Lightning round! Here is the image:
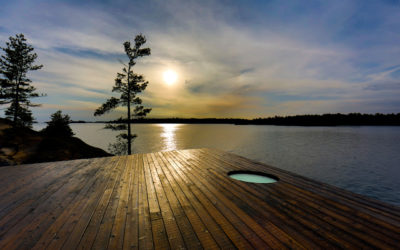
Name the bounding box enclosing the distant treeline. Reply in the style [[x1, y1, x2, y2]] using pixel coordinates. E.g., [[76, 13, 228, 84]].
[[75, 113, 400, 126], [248, 113, 400, 126]]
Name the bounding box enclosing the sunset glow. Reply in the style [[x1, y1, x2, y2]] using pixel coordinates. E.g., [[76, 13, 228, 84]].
[[0, 0, 399, 121]]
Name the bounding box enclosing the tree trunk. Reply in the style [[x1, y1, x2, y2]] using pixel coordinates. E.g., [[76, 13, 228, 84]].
[[127, 66, 132, 155], [13, 81, 19, 128]]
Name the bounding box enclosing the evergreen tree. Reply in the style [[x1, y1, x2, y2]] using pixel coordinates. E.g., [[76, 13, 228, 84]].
[[94, 34, 151, 155], [42, 110, 74, 137], [0, 34, 43, 128]]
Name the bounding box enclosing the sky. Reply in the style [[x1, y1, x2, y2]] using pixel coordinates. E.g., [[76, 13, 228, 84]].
[[0, 0, 400, 121]]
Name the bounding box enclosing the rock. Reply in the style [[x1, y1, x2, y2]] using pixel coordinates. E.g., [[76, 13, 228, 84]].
[[0, 118, 112, 166]]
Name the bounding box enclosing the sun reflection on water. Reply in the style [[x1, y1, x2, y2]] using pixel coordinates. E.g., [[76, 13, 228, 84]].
[[159, 124, 180, 151]]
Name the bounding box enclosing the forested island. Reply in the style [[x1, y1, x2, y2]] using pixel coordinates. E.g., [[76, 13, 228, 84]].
[[86, 113, 400, 126]]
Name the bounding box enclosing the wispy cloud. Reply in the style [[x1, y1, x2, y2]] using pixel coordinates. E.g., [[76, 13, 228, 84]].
[[0, 0, 399, 121]]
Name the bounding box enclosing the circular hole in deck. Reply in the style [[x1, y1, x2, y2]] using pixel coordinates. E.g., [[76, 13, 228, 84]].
[[228, 171, 278, 184]]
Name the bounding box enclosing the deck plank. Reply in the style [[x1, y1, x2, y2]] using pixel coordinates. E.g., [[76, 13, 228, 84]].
[[91, 156, 129, 249], [108, 155, 134, 249], [32, 157, 114, 249], [184, 150, 366, 248], [123, 155, 140, 249], [195, 149, 400, 248], [160, 152, 235, 249], [72, 156, 125, 249], [156, 152, 220, 249], [0, 149, 399, 249], [146, 153, 187, 249], [201, 149, 400, 242], [174, 150, 301, 249], [210, 148, 400, 219], [167, 151, 259, 249], [142, 153, 170, 250], [137, 154, 154, 250], [152, 152, 203, 249], [0, 159, 89, 220], [0, 159, 97, 249]]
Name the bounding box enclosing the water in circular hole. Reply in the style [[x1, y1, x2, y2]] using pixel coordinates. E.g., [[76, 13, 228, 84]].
[[229, 173, 277, 183]]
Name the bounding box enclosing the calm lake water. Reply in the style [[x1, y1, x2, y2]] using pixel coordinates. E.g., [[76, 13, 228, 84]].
[[34, 123, 400, 206]]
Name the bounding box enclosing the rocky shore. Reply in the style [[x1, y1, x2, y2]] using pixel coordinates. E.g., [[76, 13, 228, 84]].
[[0, 118, 112, 166]]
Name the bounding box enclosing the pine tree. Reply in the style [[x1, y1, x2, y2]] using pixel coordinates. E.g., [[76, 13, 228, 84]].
[[42, 110, 74, 137], [0, 34, 43, 128], [94, 34, 151, 155]]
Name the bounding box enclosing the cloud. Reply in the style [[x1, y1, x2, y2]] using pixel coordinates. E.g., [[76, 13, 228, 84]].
[[1, 0, 399, 121], [365, 82, 400, 91]]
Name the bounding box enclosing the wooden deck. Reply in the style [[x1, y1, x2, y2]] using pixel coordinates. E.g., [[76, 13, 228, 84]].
[[0, 148, 399, 249]]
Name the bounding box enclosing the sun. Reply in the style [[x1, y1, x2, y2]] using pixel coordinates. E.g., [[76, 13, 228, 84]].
[[163, 70, 177, 85]]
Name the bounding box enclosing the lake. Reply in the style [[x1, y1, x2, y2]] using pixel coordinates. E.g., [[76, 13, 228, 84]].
[[34, 123, 400, 206]]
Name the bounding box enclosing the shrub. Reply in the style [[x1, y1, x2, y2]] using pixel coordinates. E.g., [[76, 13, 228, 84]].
[[42, 110, 74, 137]]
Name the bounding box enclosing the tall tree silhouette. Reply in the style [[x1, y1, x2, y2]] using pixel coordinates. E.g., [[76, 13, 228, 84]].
[[94, 34, 151, 155], [0, 34, 43, 128]]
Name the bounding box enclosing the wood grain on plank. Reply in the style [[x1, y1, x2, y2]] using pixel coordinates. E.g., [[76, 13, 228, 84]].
[[0, 149, 399, 250]]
